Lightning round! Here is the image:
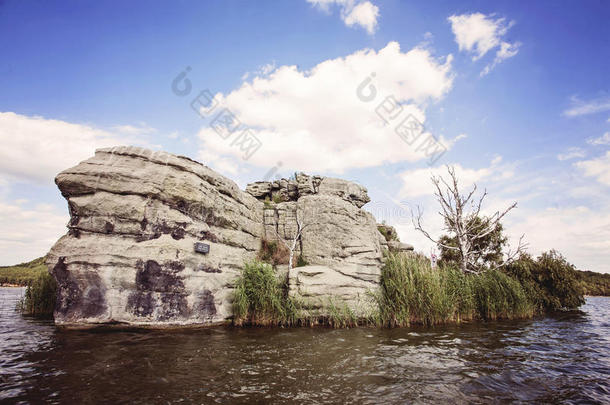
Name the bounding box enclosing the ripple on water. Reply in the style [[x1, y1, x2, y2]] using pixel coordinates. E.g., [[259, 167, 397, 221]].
[[0, 288, 609, 404]]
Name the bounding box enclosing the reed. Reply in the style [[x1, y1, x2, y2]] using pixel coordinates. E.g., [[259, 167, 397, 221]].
[[18, 271, 57, 318], [375, 252, 535, 326]]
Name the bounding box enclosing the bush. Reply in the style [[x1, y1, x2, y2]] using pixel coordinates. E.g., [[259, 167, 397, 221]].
[[233, 261, 298, 326], [18, 271, 57, 318], [504, 250, 585, 311], [256, 239, 290, 266], [377, 224, 399, 242]]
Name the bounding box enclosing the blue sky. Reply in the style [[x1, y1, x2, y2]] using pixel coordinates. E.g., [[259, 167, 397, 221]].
[[1, 0, 609, 272]]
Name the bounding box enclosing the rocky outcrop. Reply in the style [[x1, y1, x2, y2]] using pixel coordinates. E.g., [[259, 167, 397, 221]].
[[47, 146, 390, 327], [246, 173, 370, 208], [387, 241, 415, 253]]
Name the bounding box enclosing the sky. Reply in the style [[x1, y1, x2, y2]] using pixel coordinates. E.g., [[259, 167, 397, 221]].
[[0, 0, 609, 272]]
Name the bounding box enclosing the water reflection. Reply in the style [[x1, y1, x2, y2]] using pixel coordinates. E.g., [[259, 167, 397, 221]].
[[1, 287, 609, 404]]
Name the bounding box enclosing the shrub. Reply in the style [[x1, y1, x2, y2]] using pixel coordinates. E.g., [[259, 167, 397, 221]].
[[377, 224, 399, 242], [256, 239, 290, 266], [18, 271, 57, 318], [504, 251, 585, 311], [233, 261, 298, 326]]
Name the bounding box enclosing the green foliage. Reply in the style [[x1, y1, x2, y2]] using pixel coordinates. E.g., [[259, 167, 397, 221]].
[[18, 271, 57, 318], [233, 261, 299, 326], [256, 239, 290, 266], [235, 251, 585, 328], [326, 298, 358, 328], [0, 257, 47, 286], [576, 270, 610, 296], [504, 250, 585, 311], [272, 193, 282, 203], [471, 270, 533, 320], [438, 216, 507, 272], [263, 196, 273, 209], [377, 224, 399, 242], [296, 254, 309, 267], [375, 252, 535, 326]]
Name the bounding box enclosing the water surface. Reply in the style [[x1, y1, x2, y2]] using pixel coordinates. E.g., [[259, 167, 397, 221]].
[[1, 287, 609, 404]]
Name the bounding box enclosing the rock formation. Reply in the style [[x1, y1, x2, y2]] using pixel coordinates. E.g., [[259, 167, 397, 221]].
[[47, 146, 396, 327]]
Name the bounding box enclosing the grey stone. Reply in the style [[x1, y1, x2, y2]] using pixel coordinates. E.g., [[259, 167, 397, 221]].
[[46, 146, 415, 327]]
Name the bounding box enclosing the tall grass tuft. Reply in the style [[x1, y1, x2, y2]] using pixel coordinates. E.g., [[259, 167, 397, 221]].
[[233, 260, 298, 326], [18, 271, 57, 318], [375, 252, 535, 327]]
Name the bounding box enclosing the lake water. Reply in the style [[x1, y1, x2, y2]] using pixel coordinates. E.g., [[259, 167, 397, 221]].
[[1, 287, 609, 404]]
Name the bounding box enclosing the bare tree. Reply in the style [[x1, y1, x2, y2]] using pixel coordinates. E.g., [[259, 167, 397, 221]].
[[412, 166, 526, 274], [275, 207, 313, 271]]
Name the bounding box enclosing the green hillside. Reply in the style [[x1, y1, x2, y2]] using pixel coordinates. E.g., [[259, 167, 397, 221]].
[[0, 257, 48, 286]]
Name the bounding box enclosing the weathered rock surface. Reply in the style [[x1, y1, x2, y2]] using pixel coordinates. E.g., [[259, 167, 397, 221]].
[[48, 146, 263, 326], [245, 173, 370, 208], [387, 241, 415, 253], [47, 146, 392, 327]]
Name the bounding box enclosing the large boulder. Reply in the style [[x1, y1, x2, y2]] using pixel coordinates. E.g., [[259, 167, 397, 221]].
[[47, 146, 263, 326], [46, 146, 391, 327]]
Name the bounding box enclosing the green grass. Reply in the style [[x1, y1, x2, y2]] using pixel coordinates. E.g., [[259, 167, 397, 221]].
[[0, 257, 47, 286], [233, 260, 299, 326], [18, 271, 57, 318], [374, 252, 535, 327]]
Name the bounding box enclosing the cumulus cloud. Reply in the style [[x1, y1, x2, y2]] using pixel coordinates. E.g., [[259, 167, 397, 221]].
[[563, 95, 610, 117], [448, 12, 520, 75], [557, 147, 586, 161], [575, 151, 610, 186], [587, 132, 610, 146], [0, 112, 152, 184], [0, 197, 68, 265], [398, 163, 494, 198], [308, 0, 379, 34], [197, 41, 455, 174]]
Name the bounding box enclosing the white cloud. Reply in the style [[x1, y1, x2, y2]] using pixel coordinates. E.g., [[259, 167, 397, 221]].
[[112, 123, 156, 135], [575, 151, 610, 186], [308, 0, 379, 34], [587, 132, 610, 146], [343, 1, 379, 34], [509, 206, 610, 273], [197, 41, 455, 174], [557, 147, 586, 161], [0, 197, 67, 265], [563, 96, 610, 117], [448, 12, 519, 75], [0, 112, 151, 184], [397, 163, 493, 198], [481, 41, 521, 76]]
